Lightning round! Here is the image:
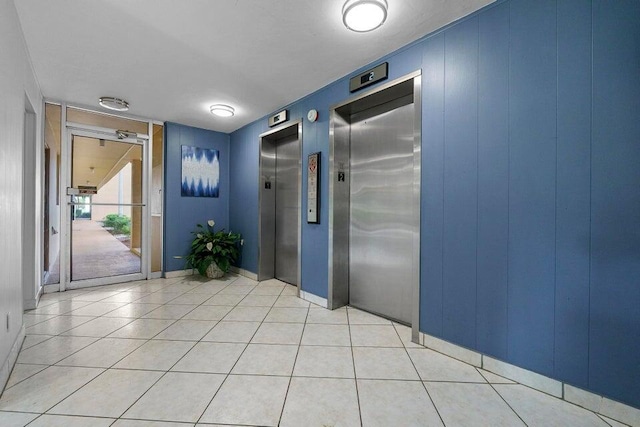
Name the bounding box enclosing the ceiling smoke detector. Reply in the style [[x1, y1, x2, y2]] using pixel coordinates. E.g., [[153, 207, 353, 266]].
[[342, 0, 388, 32], [99, 97, 129, 111]]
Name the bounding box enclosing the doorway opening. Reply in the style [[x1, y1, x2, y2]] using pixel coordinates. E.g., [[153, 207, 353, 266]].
[[258, 121, 302, 289], [329, 72, 421, 340]]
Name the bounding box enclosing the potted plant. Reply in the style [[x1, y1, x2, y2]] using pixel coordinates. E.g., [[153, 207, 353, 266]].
[[185, 220, 242, 278]]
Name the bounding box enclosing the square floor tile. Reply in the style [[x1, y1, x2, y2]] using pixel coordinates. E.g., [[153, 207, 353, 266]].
[[407, 348, 486, 382], [264, 307, 308, 323], [280, 377, 360, 427], [223, 306, 269, 322], [353, 347, 419, 380], [112, 420, 190, 427], [33, 300, 93, 315], [358, 379, 443, 427], [306, 307, 348, 324], [301, 324, 351, 346], [0, 366, 103, 413], [232, 344, 298, 376], [293, 345, 354, 378], [49, 369, 162, 418], [347, 307, 392, 324], [0, 411, 39, 427], [21, 334, 53, 350], [68, 302, 127, 317], [251, 322, 304, 345], [187, 283, 227, 294], [237, 295, 278, 307], [70, 291, 120, 302], [203, 294, 244, 306], [217, 285, 255, 295], [273, 295, 310, 308], [477, 369, 516, 384], [5, 363, 47, 389], [166, 293, 212, 305], [249, 286, 285, 296], [114, 340, 195, 371], [201, 321, 261, 343], [495, 384, 609, 427], [23, 314, 57, 328], [200, 375, 289, 426], [350, 324, 403, 347], [135, 292, 184, 305], [124, 372, 225, 423], [182, 305, 232, 321], [26, 316, 95, 335], [172, 342, 246, 374], [153, 320, 217, 341], [142, 305, 197, 320], [108, 318, 175, 339], [56, 338, 147, 368], [100, 292, 149, 304], [103, 303, 162, 318], [18, 336, 98, 365], [425, 382, 524, 426], [28, 414, 115, 427], [61, 317, 133, 337]]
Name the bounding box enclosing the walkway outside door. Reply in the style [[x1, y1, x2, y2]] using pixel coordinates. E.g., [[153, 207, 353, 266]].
[[65, 125, 148, 289]]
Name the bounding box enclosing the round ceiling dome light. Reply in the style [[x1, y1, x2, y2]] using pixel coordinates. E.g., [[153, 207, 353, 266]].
[[210, 104, 235, 117], [98, 97, 129, 111], [342, 0, 388, 32]]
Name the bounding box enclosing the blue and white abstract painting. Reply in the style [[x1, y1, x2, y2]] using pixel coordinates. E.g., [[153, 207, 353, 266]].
[[181, 146, 220, 197]]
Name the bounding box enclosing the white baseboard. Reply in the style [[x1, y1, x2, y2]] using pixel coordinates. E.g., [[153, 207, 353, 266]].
[[300, 290, 328, 308], [164, 269, 195, 279], [419, 332, 640, 426], [230, 267, 258, 281], [0, 324, 25, 394], [43, 283, 60, 293]]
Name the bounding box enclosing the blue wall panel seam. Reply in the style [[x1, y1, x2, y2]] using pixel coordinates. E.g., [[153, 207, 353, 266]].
[[587, 0, 594, 389], [553, 0, 559, 380], [505, 0, 511, 361], [474, 16, 480, 350], [441, 31, 447, 336]]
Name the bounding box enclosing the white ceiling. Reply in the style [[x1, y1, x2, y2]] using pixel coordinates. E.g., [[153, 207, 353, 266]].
[[15, 0, 493, 133]]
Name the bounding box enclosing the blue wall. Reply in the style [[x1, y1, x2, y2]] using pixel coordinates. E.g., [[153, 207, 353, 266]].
[[164, 122, 230, 272], [228, 0, 640, 408]]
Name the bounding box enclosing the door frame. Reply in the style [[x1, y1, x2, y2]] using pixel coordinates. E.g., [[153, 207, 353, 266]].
[[328, 70, 422, 343], [61, 122, 149, 290], [257, 120, 303, 294]]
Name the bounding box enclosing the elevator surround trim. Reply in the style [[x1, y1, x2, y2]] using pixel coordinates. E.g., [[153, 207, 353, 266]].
[[258, 120, 303, 295], [328, 70, 422, 343]]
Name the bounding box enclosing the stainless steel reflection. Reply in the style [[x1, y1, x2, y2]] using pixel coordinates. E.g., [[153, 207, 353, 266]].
[[258, 121, 301, 287], [275, 133, 300, 285], [349, 101, 414, 324], [329, 71, 421, 336]]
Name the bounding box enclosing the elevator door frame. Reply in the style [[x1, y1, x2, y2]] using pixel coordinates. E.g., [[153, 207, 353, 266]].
[[328, 71, 422, 343], [258, 120, 302, 294]]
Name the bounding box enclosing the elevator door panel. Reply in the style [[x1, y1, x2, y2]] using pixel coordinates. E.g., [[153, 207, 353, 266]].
[[275, 134, 299, 285], [349, 102, 414, 324]]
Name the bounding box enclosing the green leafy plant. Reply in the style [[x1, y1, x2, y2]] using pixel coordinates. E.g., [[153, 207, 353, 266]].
[[103, 213, 131, 235], [185, 220, 242, 276]]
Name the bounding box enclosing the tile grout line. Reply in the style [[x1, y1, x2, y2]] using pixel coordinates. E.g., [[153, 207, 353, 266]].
[[393, 322, 447, 426], [346, 307, 365, 427], [276, 293, 311, 426]]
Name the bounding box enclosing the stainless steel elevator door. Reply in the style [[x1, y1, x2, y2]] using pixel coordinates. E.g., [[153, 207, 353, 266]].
[[275, 134, 300, 285], [349, 102, 414, 324]]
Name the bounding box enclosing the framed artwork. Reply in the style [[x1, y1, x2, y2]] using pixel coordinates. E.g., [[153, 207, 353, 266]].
[[181, 146, 220, 197]]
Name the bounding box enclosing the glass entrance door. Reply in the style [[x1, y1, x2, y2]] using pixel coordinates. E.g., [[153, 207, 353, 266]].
[[66, 130, 147, 288]]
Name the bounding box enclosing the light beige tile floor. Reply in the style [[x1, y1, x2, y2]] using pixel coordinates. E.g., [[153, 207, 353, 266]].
[[0, 275, 632, 426]]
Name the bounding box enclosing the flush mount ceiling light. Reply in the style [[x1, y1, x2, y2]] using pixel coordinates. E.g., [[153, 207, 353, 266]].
[[342, 0, 388, 32], [98, 97, 129, 111], [210, 104, 235, 117]]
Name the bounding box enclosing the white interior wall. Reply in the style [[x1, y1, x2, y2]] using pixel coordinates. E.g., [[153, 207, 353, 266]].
[[0, 0, 43, 389]]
